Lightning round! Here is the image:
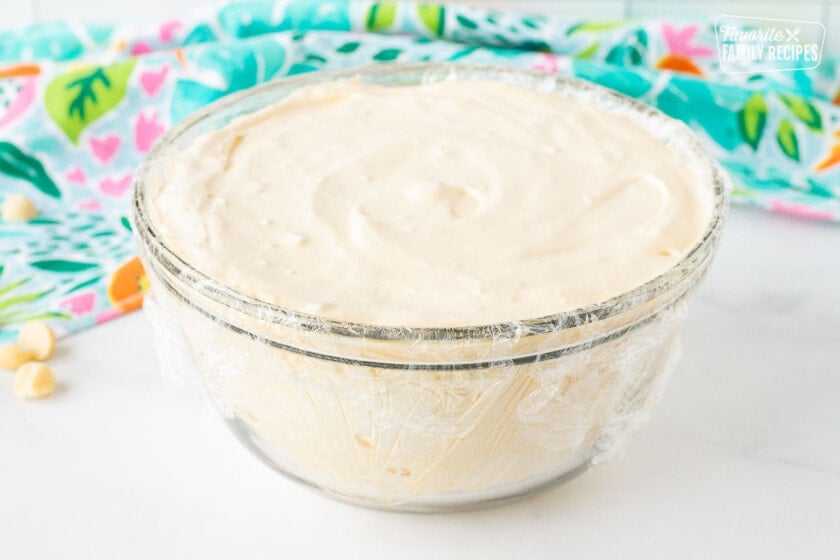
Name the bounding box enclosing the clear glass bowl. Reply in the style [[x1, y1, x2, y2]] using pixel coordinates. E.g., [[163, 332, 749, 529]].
[[132, 63, 728, 512]]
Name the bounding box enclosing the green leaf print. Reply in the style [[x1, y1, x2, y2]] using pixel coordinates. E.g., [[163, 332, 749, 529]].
[[67, 275, 104, 293], [738, 93, 768, 150], [44, 59, 137, 144], [455, 14, 478, 30], [0, 276, 29, 299], [521, 16, 544, 30], [778, 94, 823, 132], [0, 287, 53, 312], [365, 2, 397, 31], [776, 119, 800, 161], [449, 46, 477, 61], [0, 310, 71, 328], [417, 3, 445, 36], [29, 259, 100, 273], [0, 268, 70, 329], [606, 44, 643, 66], [305, 53, 327, 64], [566, 21, 625, 36], [336, 41, 361, 53], [604, 28, 647, 66], [575, 41, 600, 59], [372, 48, 402, 61], [0, 142, 61, 199]]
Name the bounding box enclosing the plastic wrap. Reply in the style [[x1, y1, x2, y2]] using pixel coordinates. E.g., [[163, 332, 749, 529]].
[[132, 64, 728, 511]]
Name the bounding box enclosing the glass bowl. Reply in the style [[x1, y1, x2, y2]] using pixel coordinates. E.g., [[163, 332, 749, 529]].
[[131, 63, 728, 512]]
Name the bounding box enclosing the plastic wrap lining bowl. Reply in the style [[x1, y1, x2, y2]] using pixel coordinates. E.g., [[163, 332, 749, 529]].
[[131, 63, 729, 512]]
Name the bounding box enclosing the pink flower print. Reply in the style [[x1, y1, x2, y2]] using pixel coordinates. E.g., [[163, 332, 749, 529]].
[[99, 174, 132, 197], [0, 77, 36, 128], [89, 134, 121, 164], [130, 41, 152, 56], [134, 112, 165, 153], [66, 167, 86, 183], [96, 308, 123, 325], [770, 200, 836, 221], [533, 53, 565, 74], [159, 20, 183, 43], [61, 292, 96, 316], [78, 199, 102, 211], [662, 23, 714, 57], [139, 66, 169, 97]]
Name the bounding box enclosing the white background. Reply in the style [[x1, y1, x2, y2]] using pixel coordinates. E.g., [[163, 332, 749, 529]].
[[1, 1, 840, 559]]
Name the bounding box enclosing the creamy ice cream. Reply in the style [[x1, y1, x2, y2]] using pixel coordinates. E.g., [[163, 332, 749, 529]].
[[149, 80, 711, 326], [136, 69, 724, 510]]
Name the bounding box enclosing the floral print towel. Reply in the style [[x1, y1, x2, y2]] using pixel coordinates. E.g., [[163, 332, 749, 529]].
[[1, 0, 838, 341]]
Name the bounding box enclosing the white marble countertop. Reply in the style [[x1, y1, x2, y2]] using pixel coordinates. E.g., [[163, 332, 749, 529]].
[[0, 205, 838, 558]]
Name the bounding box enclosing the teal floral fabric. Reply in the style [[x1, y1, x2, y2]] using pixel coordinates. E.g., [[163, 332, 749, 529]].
[[1, 0, 839, 341]]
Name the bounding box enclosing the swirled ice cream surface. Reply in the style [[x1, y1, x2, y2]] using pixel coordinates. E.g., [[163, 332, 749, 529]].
[[149, 79, 711, 326]]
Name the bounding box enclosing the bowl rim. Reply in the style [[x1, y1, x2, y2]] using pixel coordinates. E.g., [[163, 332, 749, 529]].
[[131, 62, 729, 343]]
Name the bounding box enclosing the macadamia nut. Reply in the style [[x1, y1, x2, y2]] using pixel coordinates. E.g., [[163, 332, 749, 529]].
[[2, 194, 38, 222], [13, 362, 56, 399], [17, 321, 56, 360], [0, 343, 34, 371]]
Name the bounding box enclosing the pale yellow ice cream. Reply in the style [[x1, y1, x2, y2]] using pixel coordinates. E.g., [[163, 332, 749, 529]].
[[149, 80, 711, 327]]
